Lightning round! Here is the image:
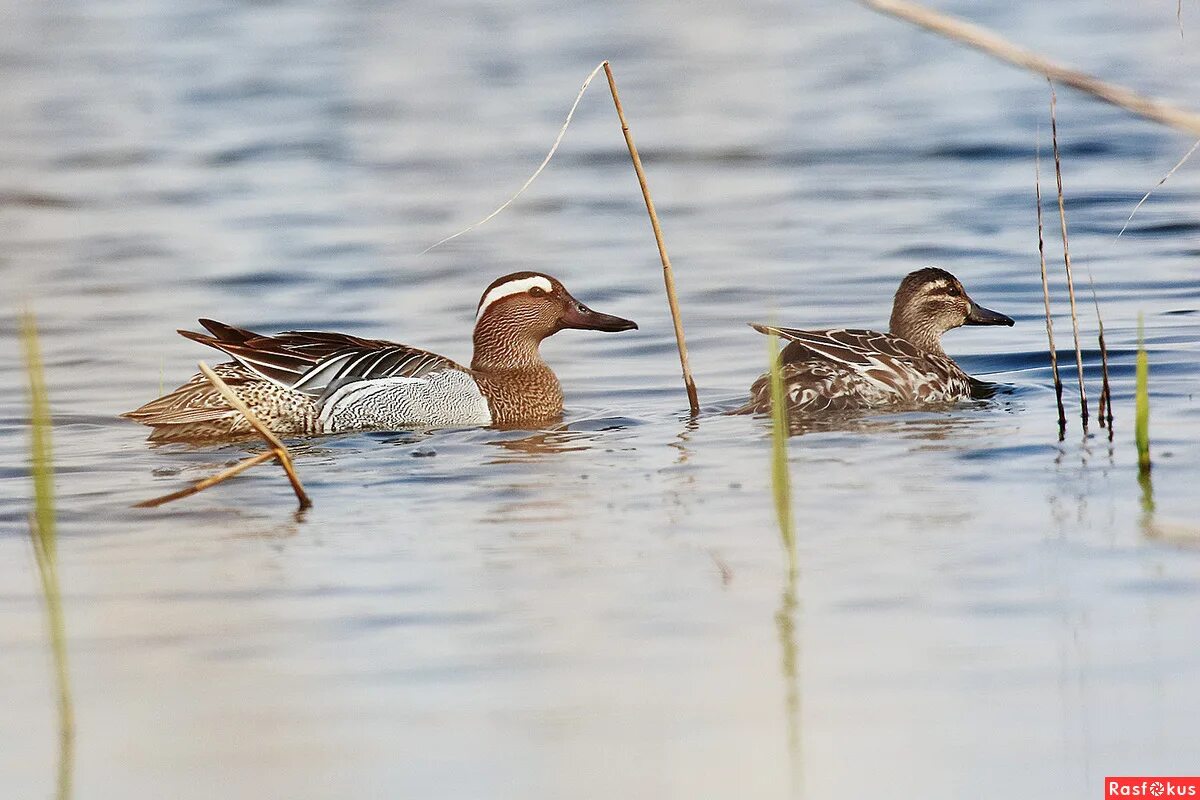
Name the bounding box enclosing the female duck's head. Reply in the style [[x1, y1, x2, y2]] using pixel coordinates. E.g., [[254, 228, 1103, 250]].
[[472, 271, 637, 367], [888, 267, 1013, 353]]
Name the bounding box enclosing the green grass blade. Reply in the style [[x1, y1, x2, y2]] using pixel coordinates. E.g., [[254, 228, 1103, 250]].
[[766, 330, 803, 796], [1135, 312, 1151, 476], [21, 309, 74, 800], [23, 310, 55, 561], [767, 331, 797, 578]]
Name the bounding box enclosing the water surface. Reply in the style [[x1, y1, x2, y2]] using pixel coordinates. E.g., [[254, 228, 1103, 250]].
[[2, 1, 1200, 797]]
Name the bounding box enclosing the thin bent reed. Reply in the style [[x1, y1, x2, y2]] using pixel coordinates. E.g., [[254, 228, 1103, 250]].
[[420, 62, 607, 254], [1049, 84, 1089, 431], [1116, 138, 1200, 240], [1034, 137, 1066, 437]]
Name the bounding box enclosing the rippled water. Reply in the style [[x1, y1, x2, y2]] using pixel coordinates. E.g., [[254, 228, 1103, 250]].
[[3, 1, 1200, 797]]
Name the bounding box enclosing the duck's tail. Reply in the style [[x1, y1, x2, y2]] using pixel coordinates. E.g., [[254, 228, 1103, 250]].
[[121, 363, 259, 441]]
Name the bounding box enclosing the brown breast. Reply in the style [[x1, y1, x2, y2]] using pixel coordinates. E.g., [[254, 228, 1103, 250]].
[[473, 365, 564, 426]]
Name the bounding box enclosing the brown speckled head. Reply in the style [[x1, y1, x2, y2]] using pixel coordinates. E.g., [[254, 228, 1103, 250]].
[[888, 267, 1013, 354], [471, 271, 637, 369], [470, 272, 637, 424]]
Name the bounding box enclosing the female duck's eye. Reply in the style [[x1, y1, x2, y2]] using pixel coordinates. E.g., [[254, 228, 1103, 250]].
[[529, 286, 546, 297], [945, 286, 961, 297]]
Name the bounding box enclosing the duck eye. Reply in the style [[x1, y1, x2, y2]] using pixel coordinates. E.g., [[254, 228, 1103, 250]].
[[528, 286, 547, 298], [945, 286, 961, 297]]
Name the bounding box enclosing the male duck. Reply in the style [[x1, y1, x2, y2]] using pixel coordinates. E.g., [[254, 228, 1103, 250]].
[[125, 272, 637, 441], [742, 267, 1013, 415]]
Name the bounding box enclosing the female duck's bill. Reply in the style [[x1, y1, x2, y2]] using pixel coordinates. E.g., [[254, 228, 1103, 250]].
[[123, 271, 637, 441], [963, 301, 1013, 326], [741, 266, 1014, 417]]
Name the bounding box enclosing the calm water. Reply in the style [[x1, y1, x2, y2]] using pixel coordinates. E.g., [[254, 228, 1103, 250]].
[[2, 1, 1200, 797]]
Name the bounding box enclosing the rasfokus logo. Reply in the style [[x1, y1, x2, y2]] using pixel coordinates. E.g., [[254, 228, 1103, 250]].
[[1106, 777, 1200, 798]]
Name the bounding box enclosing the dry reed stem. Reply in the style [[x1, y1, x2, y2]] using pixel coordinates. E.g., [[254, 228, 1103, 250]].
[[1049, 86, 1089, 431], [134, 451, 277, 508], [1034, 141, 1066, 437], [136, 362, 312, 510], [1086, 245, 1114, 433], [197, 363, 285, 450], [603, 61, 700, 415], [859, 0, 1200, 136], [197, 362, 311, 508], [1083, 245, 1113, 434]]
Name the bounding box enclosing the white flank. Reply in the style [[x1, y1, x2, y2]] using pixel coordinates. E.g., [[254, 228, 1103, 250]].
[[318, 376, 426, 429], [318, 373, 492, 432], [476, 276, 553, 321]]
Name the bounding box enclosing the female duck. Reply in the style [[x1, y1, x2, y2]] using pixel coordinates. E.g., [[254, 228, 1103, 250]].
[[125, 272, 637, 440], [742, 267, 1013, 415]]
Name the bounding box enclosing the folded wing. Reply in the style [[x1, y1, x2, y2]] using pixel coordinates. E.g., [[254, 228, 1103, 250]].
[[180, 319, 468, 403], [749, 323, 925, 364]]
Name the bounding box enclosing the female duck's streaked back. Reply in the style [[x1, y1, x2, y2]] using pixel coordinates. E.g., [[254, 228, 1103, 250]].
[[741, 267, 1014, 415]]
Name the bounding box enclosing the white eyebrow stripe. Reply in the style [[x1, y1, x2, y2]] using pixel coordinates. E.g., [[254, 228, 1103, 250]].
[[476, 276, 553, 321]]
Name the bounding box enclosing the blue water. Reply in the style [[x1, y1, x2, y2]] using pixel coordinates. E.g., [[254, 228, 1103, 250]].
[[2, 0, 1199, 797]]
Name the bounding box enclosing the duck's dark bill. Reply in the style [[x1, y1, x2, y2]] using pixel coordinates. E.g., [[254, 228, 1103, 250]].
[[965, 301, 1015, 327], [561, 304, 638, 332]]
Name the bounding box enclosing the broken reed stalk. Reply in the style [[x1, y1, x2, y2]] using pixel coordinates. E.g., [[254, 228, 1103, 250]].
[[1084, 251, 1113, 435], [1102, 338, 1114, 429], [858, 0, 1200, 137], [1049, 86, 1089, 431], [134, 451, 277, 508], [1097, 328, 1114, 434], [1034, 141, 1067, 437], [1135, 313, 1151, 475], [767, 331, 797, 579], [135, 361, 312, 510], [603, 61, 701, 416], [20, 310, 74, 800]]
